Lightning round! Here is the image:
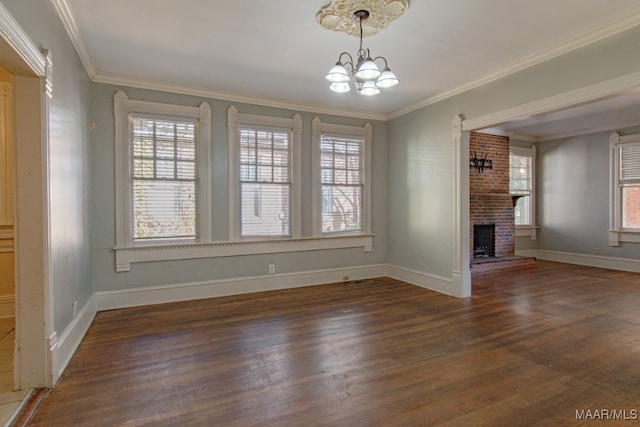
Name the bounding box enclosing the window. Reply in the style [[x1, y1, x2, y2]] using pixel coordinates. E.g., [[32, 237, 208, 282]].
[[228, 107, 301, 240], [321, 134, 363, 233], [610, 132, 640, 245], [509, 146, 536, 237], [239, 127, 291, 237], [312, 118, 371, 236], [131, 116, 197, 240], [114, 91, 211, 248]]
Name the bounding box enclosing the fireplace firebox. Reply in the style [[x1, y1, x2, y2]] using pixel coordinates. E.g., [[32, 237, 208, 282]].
[[473, 224, 495, 258]]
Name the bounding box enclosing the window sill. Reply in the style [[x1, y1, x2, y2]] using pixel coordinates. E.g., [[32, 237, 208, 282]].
[[609, 230, 640, 246], [114, 234, 374, 272], [515, 225, 538, 239]]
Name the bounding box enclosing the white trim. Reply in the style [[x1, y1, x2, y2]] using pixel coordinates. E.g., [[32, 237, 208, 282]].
[[527, 249, 640, 273], [510, 145, 537, 233], [537, 119, 640, 143], [95, 72, 388, 121], [311, 118, 372, 237], [451, 116, 471, 298], [387, 264, 453, 296], [0, 3, 46, 77], [227, 107, 302, 240], [609, 131, 640, 246], [462, 70, 640, 132], [113, 91, 212, 249], [49, 0, 97, 78], [515, 226, 538, 239], [52, 0, 640, 123], [50, 295, 97, 385], [114, 234, 374, 272], [96, 264, 387, 311], [388, 11, 640, 120], [0, 294, 14, 319]]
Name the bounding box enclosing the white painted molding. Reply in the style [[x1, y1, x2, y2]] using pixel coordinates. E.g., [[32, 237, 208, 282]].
[[49, 0, 96, 78], [388, 11, 640, 120], [45, 0, 640, 122], [114, 234, 374, 272], [0, 294, 14, 319], [387, 264, 453, 296], [531, 249, 640, 273], [227, 106, 240, 241], [95, 72, 388, 122], [311, 118, 372, 237], [608, 131, 640, 246], [462, 70, 640, 132], [50, 295, 97, 385], [227, 108, 303, 240], [451, 115, 471, 298], [0, 2, 46, 76], [96, 264, 388, 311], [43, 49, 53, 98], [113, 92, 213, 250], [536, 119, 640, 143]]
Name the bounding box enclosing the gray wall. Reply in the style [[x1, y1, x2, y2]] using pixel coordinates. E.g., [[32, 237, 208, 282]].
[[536, 127, 640, 259], [387, 25, 640, 280], [3, 0, 93, 333], [89, 83, 388, 292]]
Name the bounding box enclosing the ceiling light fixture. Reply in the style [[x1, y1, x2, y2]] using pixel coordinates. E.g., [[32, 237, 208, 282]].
[[325, 10, 399, 96]]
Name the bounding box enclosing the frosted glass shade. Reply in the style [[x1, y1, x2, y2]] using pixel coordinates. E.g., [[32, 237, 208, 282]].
[[326, 63, 350, 83], [329, 82, 351, 93]]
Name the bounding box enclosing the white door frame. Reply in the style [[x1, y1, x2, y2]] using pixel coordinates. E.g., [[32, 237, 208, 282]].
[[0, 3, 53, 389]]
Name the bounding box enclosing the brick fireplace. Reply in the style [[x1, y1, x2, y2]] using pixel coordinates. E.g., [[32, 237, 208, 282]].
[[470, 132, 514, 257], [469, 132, 533, 273]]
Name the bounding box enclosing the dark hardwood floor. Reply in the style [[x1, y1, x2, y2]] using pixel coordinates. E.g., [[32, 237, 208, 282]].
[[28, 261, 640, 426]]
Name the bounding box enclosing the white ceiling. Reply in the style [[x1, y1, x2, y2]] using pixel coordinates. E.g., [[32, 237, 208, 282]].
[[62, 0, 640, 122]]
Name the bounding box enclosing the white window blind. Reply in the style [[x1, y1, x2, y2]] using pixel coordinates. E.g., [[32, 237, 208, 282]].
[[620, 143, 640, 183], [321, 133, 363, 233], [510, 151, 532, 226], [131, 116, 197, 241], [240, 127, 291, 237], [620, 142, 640, 228]]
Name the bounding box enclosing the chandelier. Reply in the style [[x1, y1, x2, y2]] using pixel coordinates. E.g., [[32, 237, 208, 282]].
[[325, 10, 399, 96]]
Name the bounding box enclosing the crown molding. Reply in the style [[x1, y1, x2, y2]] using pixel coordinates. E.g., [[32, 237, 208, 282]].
[[388, 10, 640, 120], [0, 2, 46, 76], [93, 72, 388, 121], [462, 70, 640, 132], [536, 119, 640, 142], [51, 1, 640, 122], [49, 0, 96, 78]]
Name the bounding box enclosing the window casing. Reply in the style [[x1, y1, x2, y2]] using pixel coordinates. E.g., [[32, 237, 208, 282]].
[[114, 92, 211, 248], [228, 107, 301, 240], [312, 118, 371, 237], [509, 146, 536, 238], [610, 132, 640, 245]]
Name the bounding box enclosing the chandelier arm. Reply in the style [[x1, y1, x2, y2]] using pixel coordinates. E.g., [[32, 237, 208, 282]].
[[337, 51, 355, 75], [372, 56, 390, 68]]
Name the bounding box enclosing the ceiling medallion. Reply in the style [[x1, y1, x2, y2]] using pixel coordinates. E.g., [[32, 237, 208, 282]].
[[316, 0, 410, 37]]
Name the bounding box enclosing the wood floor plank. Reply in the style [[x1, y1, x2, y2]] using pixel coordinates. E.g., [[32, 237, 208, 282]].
[[27, 261, 640, 426]]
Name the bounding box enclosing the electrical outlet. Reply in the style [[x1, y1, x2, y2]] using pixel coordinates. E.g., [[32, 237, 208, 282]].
[[268, 264, 275, 274], [72, 301, 78, 317], [592, 247, 599, 255], [343, 276, 349, 282]]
